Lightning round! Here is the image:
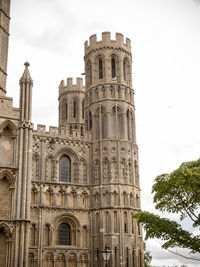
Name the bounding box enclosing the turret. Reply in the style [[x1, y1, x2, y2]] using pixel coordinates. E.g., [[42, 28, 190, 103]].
[[84, 33, 143, 267], [0, 0, 11, 95], [84, 32, 135, 143], [58, 77, 85, 132], [84, 32, 132, 89]]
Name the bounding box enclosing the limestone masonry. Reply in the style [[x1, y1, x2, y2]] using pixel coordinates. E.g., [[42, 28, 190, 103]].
[[0, 0, 144, 266]]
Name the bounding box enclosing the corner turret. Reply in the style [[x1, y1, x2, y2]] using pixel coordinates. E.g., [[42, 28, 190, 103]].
[[58, 77, 85, 131]]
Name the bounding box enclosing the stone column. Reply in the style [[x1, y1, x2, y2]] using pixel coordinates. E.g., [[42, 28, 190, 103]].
[[14, 62, 33, 267]]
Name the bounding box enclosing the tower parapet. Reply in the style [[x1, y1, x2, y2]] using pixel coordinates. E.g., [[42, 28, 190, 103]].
[[59, 77, 85, 95], [84, 32, 131, 55], [84, 32, 132, 90]]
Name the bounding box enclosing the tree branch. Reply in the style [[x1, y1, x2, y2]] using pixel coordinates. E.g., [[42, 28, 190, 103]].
[[164, 247, 200, 262]]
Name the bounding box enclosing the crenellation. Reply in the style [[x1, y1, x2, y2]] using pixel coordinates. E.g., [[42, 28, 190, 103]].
[[49, 126, 58, 135], [115, 32, 124, 45], [85, 32, 131, 56], [37, 124, 46, 132]]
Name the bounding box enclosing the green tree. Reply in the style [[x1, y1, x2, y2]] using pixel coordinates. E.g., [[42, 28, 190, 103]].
[[144, 242, 152, 267], [134, 159, 200, 259]]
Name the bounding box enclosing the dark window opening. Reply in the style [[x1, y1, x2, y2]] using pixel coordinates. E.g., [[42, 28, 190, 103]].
[[99, 58, 103, 79], [59, 155, 71, 182], [123, 60, 127, 81], [58, 223, 71, 245], [111, 58, 116, 78], [73, 101, 77, 118], [82, 101, 84, 119], [66, 103, 68, 120], [89, 111, 92, 130]]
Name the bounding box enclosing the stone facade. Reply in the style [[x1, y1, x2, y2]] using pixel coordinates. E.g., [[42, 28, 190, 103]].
[[0, 0, 144, 266]]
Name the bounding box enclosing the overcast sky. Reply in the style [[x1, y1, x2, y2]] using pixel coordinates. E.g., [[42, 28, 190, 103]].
[[6, 0, 200, 265]]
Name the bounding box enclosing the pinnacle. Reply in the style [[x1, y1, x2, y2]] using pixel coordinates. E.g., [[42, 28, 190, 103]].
[[20, 61, 32, 82], [24, 61, 30, 67]]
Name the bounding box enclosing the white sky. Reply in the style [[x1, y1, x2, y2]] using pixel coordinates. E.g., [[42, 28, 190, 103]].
[[6, 0, 200, 266]]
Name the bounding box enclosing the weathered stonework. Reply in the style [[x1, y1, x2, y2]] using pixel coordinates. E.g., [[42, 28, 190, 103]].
[[0, 0, 144, 266]]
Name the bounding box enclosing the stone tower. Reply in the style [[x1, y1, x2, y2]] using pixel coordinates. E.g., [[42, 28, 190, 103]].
[[84, 32, 143, 266], [0, 0, 10, 95], [58, 77, 85, 135]]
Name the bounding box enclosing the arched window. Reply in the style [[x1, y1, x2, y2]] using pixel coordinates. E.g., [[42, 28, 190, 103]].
[[62, 100, 65, 122], [0, 176, 11, 218], [114, 211, 117, 233], [89, 63, 92, 85], [44, 224, 51, 246], [99, 58, 103, 79], [111, 57, 116, 78], [31, 188, 37, 204], [30, 224, 37, 246], [105, 212, 109, 233], [69, 125, 72, 134], [127, 109, 132, 140], [58, 223, 71, 245], [0, 228, 7, 266], [89, 111, 92, 130], [82, 226, 88, 248], [59, 155, 71, 182], [73, 101, 77, 118], [131, 213, 134, 234], [123, 60, 127, 81], [113, 191, 118, 206], [137, 223, 141, 236], [82, 101, 84, 119], [86, 61, 92, 86], [95, 213, 100, 233], [66, 102, 68, 120], [124, 212, 128, 233], [81, 126, 84, 136]]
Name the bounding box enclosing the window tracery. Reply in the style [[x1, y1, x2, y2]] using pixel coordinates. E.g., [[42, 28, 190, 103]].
[[58, 223, 71, 245], [59, 155, 71, 182]]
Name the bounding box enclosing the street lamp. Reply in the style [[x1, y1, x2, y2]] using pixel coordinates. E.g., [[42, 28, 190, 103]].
[[101, 244, 112, 267]]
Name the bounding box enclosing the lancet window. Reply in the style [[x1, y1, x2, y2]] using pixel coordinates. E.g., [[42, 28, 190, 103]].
[[99, 58, 103, 79], [111, 57, 116, 78], [59, 155, 71, 182]]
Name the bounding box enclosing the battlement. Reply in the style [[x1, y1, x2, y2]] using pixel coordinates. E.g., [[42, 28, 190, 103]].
[[59, 77, 85, 94], [34, 124, 92, 141], [84, 32, 131, 54]]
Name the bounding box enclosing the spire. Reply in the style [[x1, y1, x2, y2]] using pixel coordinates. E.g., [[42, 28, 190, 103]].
[[20, 62, 33, 83], [19, 61, 33, 122]]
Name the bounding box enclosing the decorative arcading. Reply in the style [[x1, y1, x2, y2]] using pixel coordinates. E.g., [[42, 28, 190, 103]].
[[85, 83, 135, 107], [84, 32, 131, 56]]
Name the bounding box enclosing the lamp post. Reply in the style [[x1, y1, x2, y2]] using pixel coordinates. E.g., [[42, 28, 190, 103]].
[[101, 244, 112, 267]]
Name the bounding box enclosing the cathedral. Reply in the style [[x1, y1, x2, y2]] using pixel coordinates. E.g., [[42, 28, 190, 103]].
[[0, 0, 144, 266]]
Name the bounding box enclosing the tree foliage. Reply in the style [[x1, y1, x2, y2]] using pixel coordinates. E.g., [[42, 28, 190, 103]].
[[134, 158, 200, 255], [144, 242, 152, 267]]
